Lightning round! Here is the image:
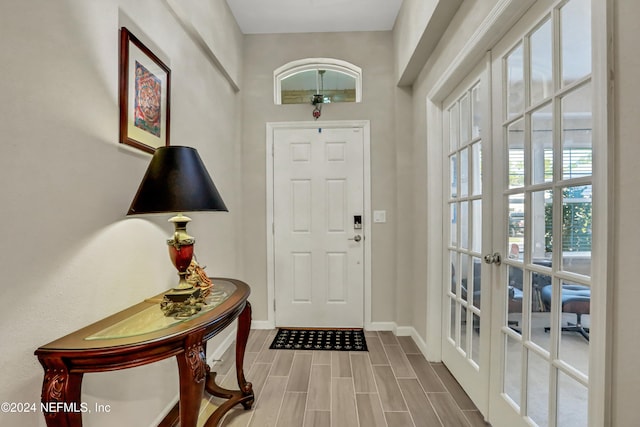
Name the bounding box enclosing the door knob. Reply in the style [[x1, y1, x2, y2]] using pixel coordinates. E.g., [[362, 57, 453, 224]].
[[348, 235, 362, 242], [484, 252, 501, 266]]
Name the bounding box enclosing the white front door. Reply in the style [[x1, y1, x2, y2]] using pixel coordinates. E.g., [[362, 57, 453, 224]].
[[272, 126, 365, 327]]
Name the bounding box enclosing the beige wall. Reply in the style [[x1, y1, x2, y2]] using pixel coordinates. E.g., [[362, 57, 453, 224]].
[[393, 0, 439, 81], [240, 31, 406, 325], [612, 1, 640, 424], [0, 0, 242, 425]]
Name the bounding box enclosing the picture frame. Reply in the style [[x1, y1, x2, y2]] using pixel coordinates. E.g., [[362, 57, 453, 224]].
[[119, 27, 171, 154]]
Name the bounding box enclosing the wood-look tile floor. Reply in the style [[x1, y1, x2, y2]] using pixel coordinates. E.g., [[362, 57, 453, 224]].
[[198, 329, 491, 427]]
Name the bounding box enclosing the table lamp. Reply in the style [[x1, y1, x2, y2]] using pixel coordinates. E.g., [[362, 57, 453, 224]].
[[127, 146, 227, 315]]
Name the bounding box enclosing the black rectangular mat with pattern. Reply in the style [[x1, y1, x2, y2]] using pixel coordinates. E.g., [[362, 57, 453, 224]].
[[269, 328, 368, 351]]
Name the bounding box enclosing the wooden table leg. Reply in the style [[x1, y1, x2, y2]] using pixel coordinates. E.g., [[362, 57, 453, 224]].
[[38, 357, 83, 427], [176, 334, 207, 427], [235, 301, 254, 409], [202, 301, 255, 427]]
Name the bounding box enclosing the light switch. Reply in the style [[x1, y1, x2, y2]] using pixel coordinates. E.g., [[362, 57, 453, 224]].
[[373, 210, 386, 223]]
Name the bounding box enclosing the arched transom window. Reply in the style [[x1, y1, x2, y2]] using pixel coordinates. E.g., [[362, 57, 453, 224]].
[[274, 58, 362, 105]]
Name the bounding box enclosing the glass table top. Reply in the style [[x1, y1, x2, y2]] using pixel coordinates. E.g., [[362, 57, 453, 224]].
[[86, 284, 232, 341]]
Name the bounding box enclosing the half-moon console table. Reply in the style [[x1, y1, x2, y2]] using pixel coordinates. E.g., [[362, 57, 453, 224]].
[[34, 278, 254, 427]]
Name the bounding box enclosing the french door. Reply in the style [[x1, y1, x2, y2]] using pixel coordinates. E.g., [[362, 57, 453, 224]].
[[442, 57, 492, 414], [443, 1, 595, 426], [489, 0, 593, 426]]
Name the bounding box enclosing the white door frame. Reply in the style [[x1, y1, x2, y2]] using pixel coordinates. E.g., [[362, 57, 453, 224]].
[[266, 120, 372, 329]]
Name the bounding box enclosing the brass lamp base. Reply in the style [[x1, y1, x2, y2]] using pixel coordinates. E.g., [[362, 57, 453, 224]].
[[164, 286, 201, 303], [161, 287, 206, 318]]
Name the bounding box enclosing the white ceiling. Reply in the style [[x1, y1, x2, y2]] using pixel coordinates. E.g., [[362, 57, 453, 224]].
[[225, 0, 403, 34]]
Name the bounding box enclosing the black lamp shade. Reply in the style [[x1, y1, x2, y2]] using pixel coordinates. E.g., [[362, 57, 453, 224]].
[[127, 146, 228, 215]]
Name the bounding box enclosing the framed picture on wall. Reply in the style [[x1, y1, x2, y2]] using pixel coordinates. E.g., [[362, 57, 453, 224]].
[[119, 27, 171, 154]]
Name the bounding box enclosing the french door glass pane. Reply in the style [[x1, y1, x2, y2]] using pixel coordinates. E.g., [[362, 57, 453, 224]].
[[472, 142, 482, 196], [450, 203, 458, 246], [561, 185, 592, 275], [450, 154, 458, 197], [450, 251, 458, 296], [460, 148, 469, 197], [460, 311, 468, 355], [450, 104, 459, 151], [559, 281, 590, 376], [472, 313, 481, 366], [561, 0, 592, 87], [472, 84, 481, 138], [461, 201, 469, 250], [507, 43, 525, 119], [531, 272, 552, 352], [562, 83, 592, 180], [530, 18, 553, 105], [557, 371, 588, 427], [531, 189, 553, 259], [532, 103, 554, 185], [508, 119, 525, 188], [472, 200, 482, 253], [527, 351, 550, 427], [471, 256, 482, 309], [460, 93, 471, 143], [508, 194, 525, 256], [508, 266, 524, 331], [504, 334, 522, 407], [460, 254, 470, 355], [461, 253, 470, 300]]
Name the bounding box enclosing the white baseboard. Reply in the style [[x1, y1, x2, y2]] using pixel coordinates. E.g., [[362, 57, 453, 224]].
[[366, 322, 433, 362], [406, 328, 431, 360], [251, 320, 274, 330], [207, 326, 237, 364], [366, 321, 396, 331]]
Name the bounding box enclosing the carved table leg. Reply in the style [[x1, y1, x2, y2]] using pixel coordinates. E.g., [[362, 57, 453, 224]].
[[203, 301, 255, 427], [176, 334, 207, 427], [235, 301, 254, 409], [38, 357, 84, 427]]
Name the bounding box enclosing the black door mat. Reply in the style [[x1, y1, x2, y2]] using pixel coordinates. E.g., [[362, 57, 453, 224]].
[[269, 328, 368, 351]]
